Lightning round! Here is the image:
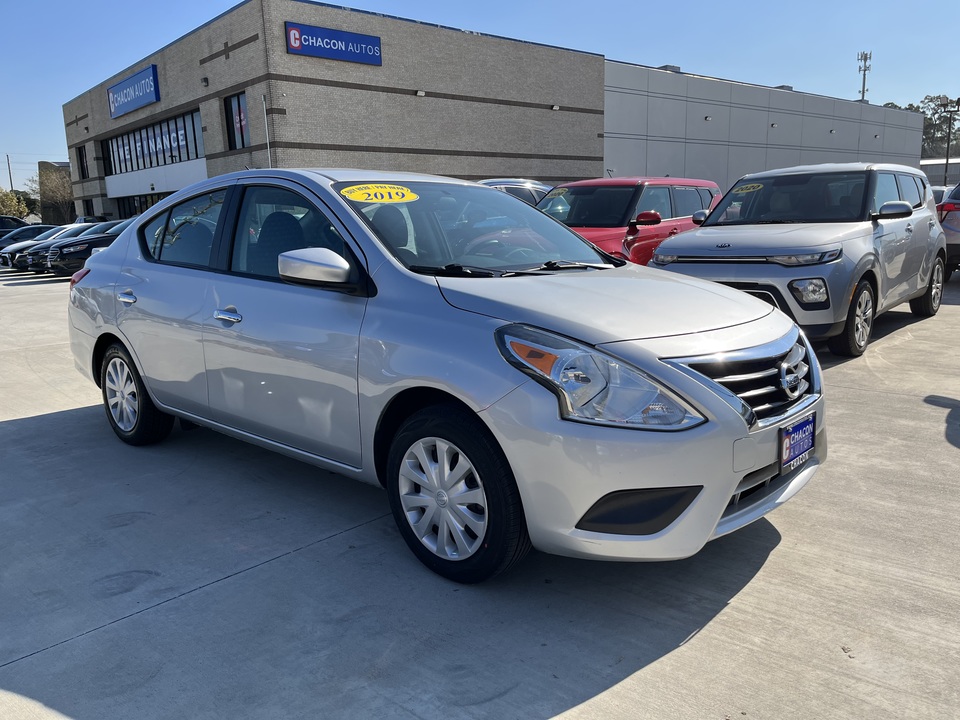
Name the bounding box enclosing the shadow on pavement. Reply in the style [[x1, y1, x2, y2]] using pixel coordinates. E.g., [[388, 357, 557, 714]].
[[0, 406, 780, 719], [924, 395, 960, 450]]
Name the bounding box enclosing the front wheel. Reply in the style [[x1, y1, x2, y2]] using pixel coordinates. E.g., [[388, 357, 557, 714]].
[[100, 344, 174, 445], [828, 280, 874, 357], [909, 256, 944, 317], [386, 405, 531, 583]]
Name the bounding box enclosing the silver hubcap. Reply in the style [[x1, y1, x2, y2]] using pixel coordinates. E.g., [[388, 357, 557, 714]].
[[398, 437, 488, 561], [854, 289, 873, 348], [931, 262, 943, 311], [105, 357, 139, 432]]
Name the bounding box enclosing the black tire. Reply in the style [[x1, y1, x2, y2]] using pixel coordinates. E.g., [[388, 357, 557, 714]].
[[828, 280, 875, 357], [386, 405, 531, 583], [910, 256, 945, 317], [100, 343, 174, 446]]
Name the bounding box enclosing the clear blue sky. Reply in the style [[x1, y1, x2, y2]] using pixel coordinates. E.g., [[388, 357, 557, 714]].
[[1, 0, 951, 192]]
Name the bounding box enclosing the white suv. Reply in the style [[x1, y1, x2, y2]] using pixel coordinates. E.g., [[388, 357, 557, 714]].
[[652, 163, 947, 356]]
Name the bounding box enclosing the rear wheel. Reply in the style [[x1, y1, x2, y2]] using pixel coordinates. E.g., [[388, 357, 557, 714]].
[[828, 280, 874, 357], [386, 405, 531, 583], [100, 344, 174, 445], [910, 256, 944, 317]]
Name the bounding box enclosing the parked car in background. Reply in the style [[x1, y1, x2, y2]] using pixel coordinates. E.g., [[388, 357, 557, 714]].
[[476, 178, 553, 205], [651, 163, 947, 356], [0, 224, 57, 250], [74, 215, 108, 223], [1, 228, 63, 268], [70, 168, 826, 583], [48, 217, 137, 275], [936, 183, 960, 281], [931, 185, 954, 204], [30, 222, 120, 273], [0, 215, 29, 240], [536, 177, 721, 262], [16, 223, 97, 271]]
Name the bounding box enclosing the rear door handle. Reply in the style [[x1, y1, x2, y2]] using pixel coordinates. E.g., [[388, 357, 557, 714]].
[[214, 309, 243, 324], [117, 291, 137, 304]]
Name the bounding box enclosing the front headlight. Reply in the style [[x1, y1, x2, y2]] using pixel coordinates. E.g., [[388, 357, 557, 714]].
[[769, 248, 842, 266], [651, 252, 677, 265], [495, 324, 704, 430], [62, 244, 88, 254]]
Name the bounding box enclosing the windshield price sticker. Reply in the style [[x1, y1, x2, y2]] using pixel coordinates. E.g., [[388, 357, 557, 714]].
[[341, 184, 419, 203], [544, 188, 568, 198], [781, 413, 815, 472], [732, 183, 764, 194]]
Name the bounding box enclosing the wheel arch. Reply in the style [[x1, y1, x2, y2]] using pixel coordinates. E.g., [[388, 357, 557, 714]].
[[372, 388, 479, 488], [91, 332, 128, 388]]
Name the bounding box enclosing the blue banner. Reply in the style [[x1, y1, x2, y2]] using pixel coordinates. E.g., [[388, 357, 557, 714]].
[[285, 22, 382, 66], [107, 65, 160, 119]]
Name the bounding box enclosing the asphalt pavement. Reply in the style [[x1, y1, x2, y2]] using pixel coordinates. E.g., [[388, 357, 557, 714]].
[[1, 268, 958, 719]]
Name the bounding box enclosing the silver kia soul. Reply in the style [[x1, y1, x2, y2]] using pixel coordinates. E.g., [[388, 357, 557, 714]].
[[69, 169, 826, 582], [651, 163, 947, 356]]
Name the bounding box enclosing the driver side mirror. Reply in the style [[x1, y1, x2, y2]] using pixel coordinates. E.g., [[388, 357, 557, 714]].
[[692, 210, 708, 225], [279, 247, 352, 285], [873, 201, 913, 220]]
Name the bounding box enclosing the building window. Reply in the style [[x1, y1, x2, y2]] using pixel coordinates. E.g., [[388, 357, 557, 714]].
[[102, 110, 204, 178], [224, 92, 251, 150], [77, 145, 89, 180]]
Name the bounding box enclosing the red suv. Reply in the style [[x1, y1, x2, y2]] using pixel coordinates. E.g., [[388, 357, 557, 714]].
[[536, 177, 721, 264]]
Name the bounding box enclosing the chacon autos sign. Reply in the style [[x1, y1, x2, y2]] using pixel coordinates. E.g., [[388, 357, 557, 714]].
[[285, 22, 381, 66], [107, 65, 160, 119]]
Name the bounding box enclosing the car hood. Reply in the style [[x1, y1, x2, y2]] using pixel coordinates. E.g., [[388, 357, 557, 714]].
[[54, 232, 114, 248], [436, 265, 775, 344], [660, 222, 867, 256], [0, 240, 40, 254]]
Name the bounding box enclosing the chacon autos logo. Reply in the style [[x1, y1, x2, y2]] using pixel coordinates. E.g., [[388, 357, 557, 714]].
[[288, 27, 302, 49]]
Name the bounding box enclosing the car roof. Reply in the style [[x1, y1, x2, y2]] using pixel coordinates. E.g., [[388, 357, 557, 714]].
[[477, 178, 552, 191], [739, 162, 924, 181], [555, 176, 719, 188]]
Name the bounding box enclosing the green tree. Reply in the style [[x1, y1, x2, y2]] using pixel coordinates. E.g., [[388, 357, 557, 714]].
[[25, 164, 75, 224], [0, 188, 29, 218], [885, 96, 959, 159]]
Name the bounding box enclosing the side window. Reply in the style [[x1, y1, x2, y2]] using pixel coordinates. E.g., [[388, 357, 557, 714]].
[[144, 190, 225, 267], [673, 186, 703, 217], [231, 185, 348, 279], [896, 174, 922, 209], [636, 186, 673, 219], [696, 188, 714, 208], [502, 186, 536, 204], [872, 173, 900, 213]]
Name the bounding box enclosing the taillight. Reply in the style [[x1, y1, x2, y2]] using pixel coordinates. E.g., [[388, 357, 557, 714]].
[[70, 268, 90, 290], [937, 202, 959, 213]]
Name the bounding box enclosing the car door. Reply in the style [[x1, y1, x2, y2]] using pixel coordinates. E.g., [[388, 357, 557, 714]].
[[871, 172, 912, 308], [896, 173, 932, 295], [115, 187, 228, 416], [201, 181, 367, 467], [628, 185, 677, 264]]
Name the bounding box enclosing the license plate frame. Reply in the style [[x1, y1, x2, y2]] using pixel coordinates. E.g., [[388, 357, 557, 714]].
[[780, 413, 815, 473]]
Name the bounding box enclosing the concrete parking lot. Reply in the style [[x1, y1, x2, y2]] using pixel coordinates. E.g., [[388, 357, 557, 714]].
[[1, 268, 958, 719]]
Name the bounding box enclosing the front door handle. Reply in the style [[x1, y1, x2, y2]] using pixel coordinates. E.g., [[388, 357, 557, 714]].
[[117, 291, 137, 304], [668, 228, 680, 235], [214, 309, 243, 324], [904, 224, 913, 234]]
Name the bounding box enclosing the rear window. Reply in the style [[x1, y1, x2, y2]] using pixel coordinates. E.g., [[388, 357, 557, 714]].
[[948, 185, 960, 201], [536, 185, 639, 227]]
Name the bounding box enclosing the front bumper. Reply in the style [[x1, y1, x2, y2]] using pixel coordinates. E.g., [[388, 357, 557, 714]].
[[480, 378, 826, 561]]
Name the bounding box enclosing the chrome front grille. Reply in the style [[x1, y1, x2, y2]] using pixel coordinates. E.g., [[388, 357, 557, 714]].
[[677, 330, 815, 423]]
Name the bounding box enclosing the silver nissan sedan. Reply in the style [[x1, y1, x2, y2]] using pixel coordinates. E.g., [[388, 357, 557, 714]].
[[69, 169, 827, 583]]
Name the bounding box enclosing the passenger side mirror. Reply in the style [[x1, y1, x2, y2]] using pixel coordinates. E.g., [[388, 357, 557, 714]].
[[279, 247, 352, 285], [634, 211, 662, 226], [691, 210, 708, 225], [874, 201, 913, 220]]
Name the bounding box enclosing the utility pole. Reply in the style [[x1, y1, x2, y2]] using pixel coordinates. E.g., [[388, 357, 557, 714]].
[[6, 154, 12, 190], [857, 51, 871, 102]]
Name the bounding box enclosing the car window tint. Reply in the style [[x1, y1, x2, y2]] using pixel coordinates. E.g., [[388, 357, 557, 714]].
[[537, 186, 638, 227], [155, 190, 225, 267], [896, 174, 922, 209], [872, 173, 900, 213], [696, 188, 714, 208], [672, 186, 702, 217], [231, 186, 348, 279], [502, 186, 536, 204], [636, 186, 672, 219]]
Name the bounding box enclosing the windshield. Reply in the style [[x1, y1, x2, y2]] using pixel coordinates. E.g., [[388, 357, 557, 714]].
[[30, 227, 63, 242], [107, 217, 137, 235], [79, 221, 120, 236], [54, 225, 95, 240], [336, 181, 610, 273], [705, 171, 870, 226], [536, 185, 639, 228]]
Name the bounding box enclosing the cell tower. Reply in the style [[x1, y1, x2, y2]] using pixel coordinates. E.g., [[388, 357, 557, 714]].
[[858, 51, 871, 102]]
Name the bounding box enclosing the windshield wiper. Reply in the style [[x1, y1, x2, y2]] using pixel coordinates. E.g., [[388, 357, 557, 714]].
[[408, 263, 500, 277], [515, 260, 614, 272]]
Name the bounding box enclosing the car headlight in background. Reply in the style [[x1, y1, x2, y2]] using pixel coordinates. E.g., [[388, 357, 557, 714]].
[[651, 252, 677, 265], [495, 324, 704, 430], [789, 278, 829, 305], [769, 248, 842, 266], [62, 244, 88, 254]]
